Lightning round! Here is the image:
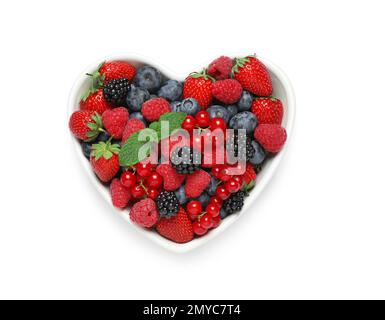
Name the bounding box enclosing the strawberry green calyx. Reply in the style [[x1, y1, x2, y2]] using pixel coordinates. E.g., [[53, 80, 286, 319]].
[[190, 69, 215, 82], [231, 55, 256, 75], [91, 137, 120, 161], [81, 62, 106, 101], [85, 112, 104, 141]]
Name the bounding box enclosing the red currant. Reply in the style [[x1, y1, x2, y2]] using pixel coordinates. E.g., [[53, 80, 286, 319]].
[[210, 117, 227, 131], [210, 196, 223, 207], [187, 200, 202, 216], [218, 166, 231, 182], [145, 172, 163, 189], [135, 162, 153, 177], [182, 115, 196, 132], [200, 214, 213, 229], [196, 111, 210, 128], [206, 203, 220, 217], [130, 184, 146, 199], [225, 177, 241, 193], [215, 186, 230, 200], [212, 165, 222, 178], [147, 188, 159, 200], [120, 171, 137, 188], [232, 175, 243, 185], [193, 221, 208, 236], [211, 216, 221, 228]]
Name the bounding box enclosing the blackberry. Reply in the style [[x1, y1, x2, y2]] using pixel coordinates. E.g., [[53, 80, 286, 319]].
[[223, 191, 246, 216], [103, 78, 130, 106], [227, 130, 255, 161], [156, 191, 179, 218], [170, 146, 201, 174]]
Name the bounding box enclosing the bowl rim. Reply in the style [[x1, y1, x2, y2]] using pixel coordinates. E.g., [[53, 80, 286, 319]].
[[68, 54, 296, 253]]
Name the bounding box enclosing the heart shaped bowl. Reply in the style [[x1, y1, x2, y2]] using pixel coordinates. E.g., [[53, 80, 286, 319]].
[[68, 54, 296, 253]]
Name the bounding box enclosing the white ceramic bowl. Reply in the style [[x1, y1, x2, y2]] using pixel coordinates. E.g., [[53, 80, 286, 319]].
[[68, 54, 295, 253]]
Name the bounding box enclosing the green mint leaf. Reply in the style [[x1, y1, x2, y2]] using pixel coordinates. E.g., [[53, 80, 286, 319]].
[[119, 128, 158, 166]]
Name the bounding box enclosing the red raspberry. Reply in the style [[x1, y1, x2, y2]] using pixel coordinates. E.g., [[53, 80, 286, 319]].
[[156, 207, 194, 243], [212, 79, 243, 104], [141, 97, 171, 122], [185, 170, 211, 198], [110, 178, 131, 208], [122, 118, 145, 143], [254, 124, 287, 153], [102, 107, 129, 139], [156, 164, 186, 191], [129, 198, 159, 228], [207, 56, 233, 80], [251, 98, 283, 125], [241, 163, 257, 185]]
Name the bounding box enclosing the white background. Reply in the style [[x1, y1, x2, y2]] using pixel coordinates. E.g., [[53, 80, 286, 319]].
[[0, 0, 384, 300]]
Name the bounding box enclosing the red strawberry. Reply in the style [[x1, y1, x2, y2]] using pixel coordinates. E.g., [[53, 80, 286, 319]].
[[156, 164, 186, 191], [80, 89, 112, 114], [185, 170, 211, 198], [110, 178, 131, 208], [141, 97, 171, 122], [207, 56, 233, 80], [69, 110, 103, 141], [99, 61, 136, 82], [242, 163, 257, 185], [182, 70, 214, 109], [122, 118, 145, 143], [254, 124, 287, 153], [156, 207, 194, 243], [232, 56, 273, 96], [90, 139, 120, 182], [251, 98, 283, 125], [102, 107, 129, 139], [130, 198, 159, 228], [212, 79, 243, 104]]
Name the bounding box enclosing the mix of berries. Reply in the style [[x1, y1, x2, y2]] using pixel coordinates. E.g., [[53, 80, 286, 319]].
[[69, 56, 287, 244]]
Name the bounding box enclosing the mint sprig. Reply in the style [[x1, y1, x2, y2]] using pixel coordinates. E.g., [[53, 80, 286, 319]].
[[119, 112, 187, 166]]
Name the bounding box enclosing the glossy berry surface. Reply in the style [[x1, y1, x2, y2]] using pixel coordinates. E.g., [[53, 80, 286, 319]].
[[131, 184, 146, 199], [187, 200, 202, 216], [145, 172, 163, 189], [135, 162, 153, 177], [215, 186, 231, 200], [182, 115, 196, 132], [196, 111, 210, 128], [200, 214, 213, 229], [193, 221, 208, 236], [120, 171, 137, 188], [206, 203, 220, 217], [210, 117, 227, 131], [225, 178, 241, 193]]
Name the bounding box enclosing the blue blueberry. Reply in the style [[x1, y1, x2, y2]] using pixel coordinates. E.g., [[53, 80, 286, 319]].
[[249, 141, 266, 165], [180, 98, 199, 116], [175, 186, 187, 205], [206, 105, 230, 123], [237, 90, 253, 111], [227, 105, 238, 118], [81, 141, 92, 159], [158, 80, 182, 101], [130, 112, 148, 126], [220, 208, 228, 219], [170, 101, 182, 112], [134, 66, 163, 93], [197, 192, 210, 208], [229, 111, 257, 135], [206, 176, 219, 196], [126, 84, 150, 112], [97, 131, 111, 142]]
